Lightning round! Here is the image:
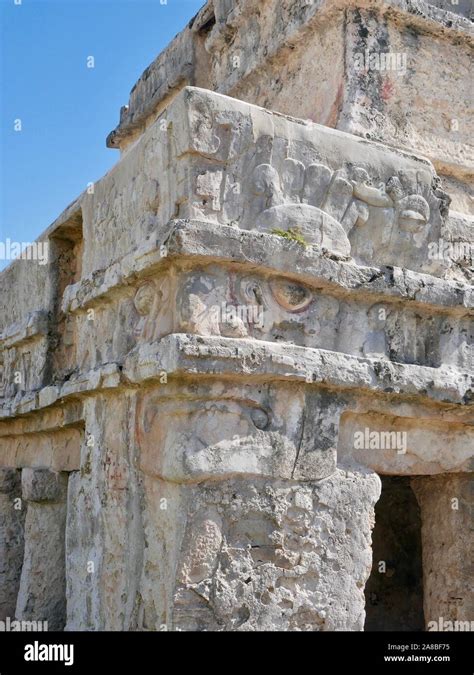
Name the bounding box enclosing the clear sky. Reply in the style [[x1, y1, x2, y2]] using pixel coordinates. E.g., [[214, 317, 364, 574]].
[[0, 0, 204, 270]]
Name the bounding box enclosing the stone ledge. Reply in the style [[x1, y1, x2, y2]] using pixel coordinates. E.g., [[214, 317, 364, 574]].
[[2, 333, 470, 421], [61, 220, 473, 316], [0, 363, 122, 420], [0, 310, 49, 349], [1, 354, 472, 426], [124, 334, 473, 406], [166, 220, 474, 311]]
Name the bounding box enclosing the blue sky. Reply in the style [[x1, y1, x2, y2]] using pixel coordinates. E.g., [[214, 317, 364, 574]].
[[0, 0, 203, 270]]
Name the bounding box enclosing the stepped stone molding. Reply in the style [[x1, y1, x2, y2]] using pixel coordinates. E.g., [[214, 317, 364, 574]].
[[0, 4, 472, 631]]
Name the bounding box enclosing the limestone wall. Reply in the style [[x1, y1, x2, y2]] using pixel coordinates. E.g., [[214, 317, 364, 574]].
[[108, 1, 473, 217], [0, 0, 472, 632]]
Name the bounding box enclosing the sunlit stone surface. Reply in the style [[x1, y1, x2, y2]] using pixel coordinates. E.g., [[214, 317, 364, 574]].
[[0, 0, 472, 631]]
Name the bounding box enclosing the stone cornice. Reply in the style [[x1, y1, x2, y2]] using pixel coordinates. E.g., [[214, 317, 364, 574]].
[[61, 220, 473, 317], [106, 0, 473, 150], [0, 334, 471, 422]]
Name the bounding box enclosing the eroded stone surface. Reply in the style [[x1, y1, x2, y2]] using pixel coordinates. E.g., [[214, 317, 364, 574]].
[[0, 468, 25, 620], [0, 1, 472, 632], [171, 468, 381, 631], [15, 469, 68, 630], [412, 474, 474, 627]]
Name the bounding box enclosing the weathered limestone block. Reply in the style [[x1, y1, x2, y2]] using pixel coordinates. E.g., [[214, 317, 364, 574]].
[[339, 412, 474, 475], [138, 477, 187, 631], [135, 467, 381, 632], [412, 474, 474, 628], [136, 381, 344, 484], [0, 427, 82, 473], [64, 464, 102, 631], [53, 86, 466, 285], [168, 466, 381, 631], [0, 258, 52, 335], [15, 468, 68, 630], [169, 264, 471, 367], [0, 468, 25, 620], [132, 379, 380, 631], [65, 396, 143, 631], [0, 331, 49, 402], [107, 1, 473, 217], [0, 3, 472, 634]]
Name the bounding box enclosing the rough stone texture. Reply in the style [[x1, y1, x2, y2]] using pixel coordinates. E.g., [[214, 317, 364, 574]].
[[0, 468, 25, 620], [170, 467, 381, 631], [0, 0, 472, 632], [107, 0, 474, 218], [15, 469, 68, 630], [412, 474, 474, 626]]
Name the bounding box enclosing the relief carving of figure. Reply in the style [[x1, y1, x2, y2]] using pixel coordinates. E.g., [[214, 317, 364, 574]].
[[250, 158, 432, 268], [133, 277, 172, 342]]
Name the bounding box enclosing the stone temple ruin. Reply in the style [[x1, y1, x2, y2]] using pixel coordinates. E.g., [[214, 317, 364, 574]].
[[0, 0, 472, 632]]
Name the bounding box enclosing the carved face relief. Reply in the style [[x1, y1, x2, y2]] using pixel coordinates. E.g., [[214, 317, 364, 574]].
[[386, 177, 430, 234], [397, 195, 430, 233], [252, 164, 283, 208], [135, 394, 300, 482], [236, 274, 341, 348], [347, 169, 434, 269], [247, 155, 437, 270], [134, 282, 155, 316], [250, 160, 352, 257], [175, 269, 340, 348], [133, 278, 171, 341], [239, 275, 314, 315]]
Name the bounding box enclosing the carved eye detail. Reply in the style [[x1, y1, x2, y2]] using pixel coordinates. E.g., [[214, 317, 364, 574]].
[[241, 279, 264, 306], [270, 278, 313, 312], [134, 282, 155, 316]]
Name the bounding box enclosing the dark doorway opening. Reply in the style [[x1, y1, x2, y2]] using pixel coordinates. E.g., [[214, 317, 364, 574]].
[[365, 476, 425, 631]]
